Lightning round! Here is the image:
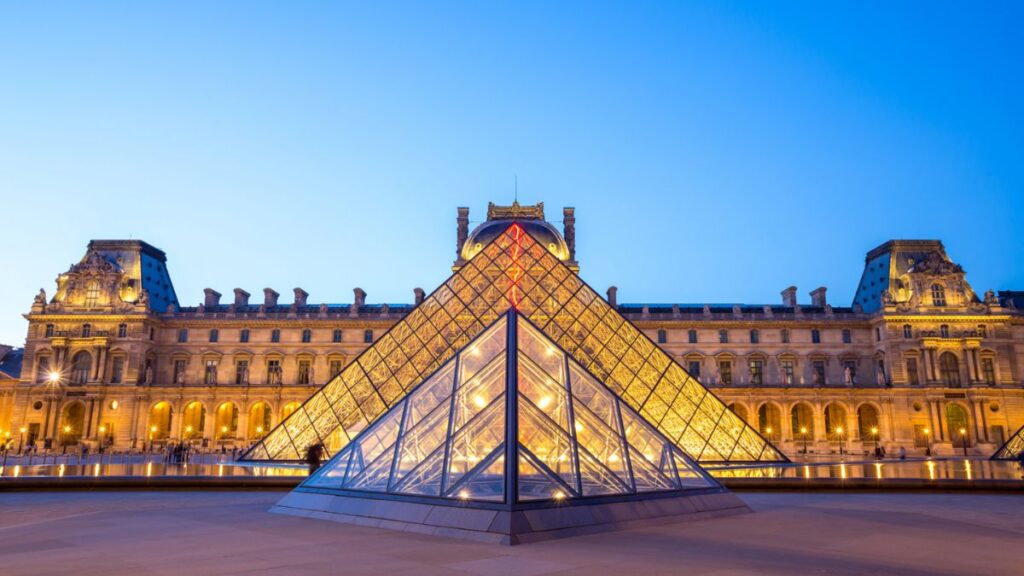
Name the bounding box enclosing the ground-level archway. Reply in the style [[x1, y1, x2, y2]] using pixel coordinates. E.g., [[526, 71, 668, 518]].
[[60, 401, 86, 445]]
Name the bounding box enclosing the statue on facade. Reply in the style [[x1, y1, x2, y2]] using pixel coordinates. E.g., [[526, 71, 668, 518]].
[[34, 289, 47, 305], [844, 366, 853, 386], [984, 289, 998, 306]]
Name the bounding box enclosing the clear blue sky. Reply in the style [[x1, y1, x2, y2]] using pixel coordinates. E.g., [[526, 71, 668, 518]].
[[1, 2, 1021, 345]]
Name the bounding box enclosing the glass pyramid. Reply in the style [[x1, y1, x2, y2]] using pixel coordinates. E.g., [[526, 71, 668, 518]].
[[244, 223, 785, 464], [992, 424, 1024, 460], [303, 312, 719, 502]]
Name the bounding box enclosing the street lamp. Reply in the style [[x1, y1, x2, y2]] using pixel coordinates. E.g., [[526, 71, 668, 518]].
[[871, 426, 879, 456], [836, 426, 845, 458], [959, 427, 968, 457], [800, 426, 808, 454], [220, 425, 228, 451], [149, 425, 158, 452], [62, 424, 71, 454], [18, 426, 26, 453], [923, 427, 932, 457], [765, 426, 773, 442]]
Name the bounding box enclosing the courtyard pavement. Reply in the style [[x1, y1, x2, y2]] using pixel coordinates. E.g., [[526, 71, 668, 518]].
[[0, 490, 1021, 575]]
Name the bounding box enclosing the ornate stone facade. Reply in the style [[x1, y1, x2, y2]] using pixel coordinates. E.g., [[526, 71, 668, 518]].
[[1, 206, 1022, 458]]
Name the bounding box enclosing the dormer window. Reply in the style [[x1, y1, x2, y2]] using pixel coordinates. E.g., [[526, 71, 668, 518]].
[[931, 284, 946, 307], [84, 281, 100, 307]]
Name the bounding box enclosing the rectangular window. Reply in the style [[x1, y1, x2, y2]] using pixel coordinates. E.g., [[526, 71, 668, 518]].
[[267, 360, 281, 385], [719, 360, 732, 385], [329, 360, 343, 376], [781, 360, 795, 386], [118, 324, 128, 338], [906, 358, 920, 385], [657, 329, 667, 344], [235, 360, 249, 385], [750, 330, 759, 344], [271, 329, 280, 343], [688, 330, 697, 344], [332, 329, 343, 343], [173, 359, 187, 384], [45, 324, 55, 337], [302, 329, 312, 343], [781, 329, 790, 344], [842, 329, 851, 344], [812, 360, 826, 385], [719, 330, 728, 344], [204, 360, 218, 385], [687, 360, 701, 379], [978, 325, 987, 338], [749, 360, 763, 385], [209, 329, 219, 343], [811, 329, 821, 344], [82, 324, 92, 338], [981, 358, 995, 385], [298, 360, 311, 385], [178, 329, 188, 343], [903, 325, 913, 339], [240, 329, 250, 343], [36, 357, 51, 383], [110, 357, 125, 384], [149, 327, 155, 341], [363, 329, 373, 343]]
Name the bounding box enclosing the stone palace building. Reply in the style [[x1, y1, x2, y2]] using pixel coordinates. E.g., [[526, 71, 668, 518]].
[[1, 202, 1022, 458]]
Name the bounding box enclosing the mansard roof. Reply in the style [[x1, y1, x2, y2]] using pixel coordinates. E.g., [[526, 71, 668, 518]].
[[0, 347, 24, 379]]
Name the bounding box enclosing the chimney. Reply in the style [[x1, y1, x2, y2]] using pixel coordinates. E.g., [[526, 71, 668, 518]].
[[810, 286, 827, 307], [563, 207, 576, 261], [781, 286, 798, 307], [413, 287, 425, 305], [352, 287, 366, 316], [233, 288, 250, 307], [263, 288, 279, 307], [203, 288, 221, 307], [456, 207, 469, 258], [293, 287, 309, 307], [606, 286, 618, 308]]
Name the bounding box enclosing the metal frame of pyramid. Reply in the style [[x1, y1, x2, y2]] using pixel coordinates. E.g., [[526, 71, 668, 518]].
[[272, 310, 750, 544], [991, 424, 1024, 460], [244, 223, 787, 464]]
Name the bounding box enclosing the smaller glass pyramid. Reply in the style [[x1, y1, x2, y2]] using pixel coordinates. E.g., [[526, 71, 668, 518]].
[[992, 424, 1024, 460], [303, 311, 718, 503]]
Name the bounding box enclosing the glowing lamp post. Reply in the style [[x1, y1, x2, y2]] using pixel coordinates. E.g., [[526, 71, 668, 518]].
[[923, 428, 932, 457], [149, 425, 158, 452], [800, 426, 808, 455], [959, 427, 968, 457], [62, 424, 72, 454], [836, 426, 845, 458], [871, 426, 879, 456], [18, 426, 26, 453]]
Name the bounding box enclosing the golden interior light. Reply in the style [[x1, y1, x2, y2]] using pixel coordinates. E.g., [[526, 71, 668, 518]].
[[19, 427, 26, 434], [47, 371, 61, 383], [110, 400, 119, 410], [537, 396, 552, 409], [63, 425, 71, 433], [800, 427, 807, 434], [552, 490, 565, 500], [472, 395, 487, 409], [458, 489, 470, 500], [574, 422, 584, 433]]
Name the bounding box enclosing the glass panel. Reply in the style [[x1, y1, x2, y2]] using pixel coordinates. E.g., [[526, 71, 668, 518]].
[[569, 365, 619, 431], [452, 355, 506, 431], [518, 395, 577, 490], [392, 399, 451, 485], [347, 442, 397, 492], [518, 449, 571, 502], [672, 450, 714, 488], [628, 445, 675, 492], [446, 395, 505, 490], [447, 449, 505, 502], [621, 410, 667, 466], [458, 318, 507, 384], [577, 447, 628, 496], [572, 400, 629, 483], [517, 318, 566, 383], [405, 363, 455, 430], [394, 448, 445, 497], [518, 355, 571, 432], [305, 446, 352, 489]]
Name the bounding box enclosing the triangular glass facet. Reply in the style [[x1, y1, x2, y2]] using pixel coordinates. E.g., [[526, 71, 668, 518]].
[[517, 448, 572, 502], [247, 224, 783, 465]]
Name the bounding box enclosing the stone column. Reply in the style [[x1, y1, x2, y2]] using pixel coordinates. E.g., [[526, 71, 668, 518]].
[[238, 411, 249, 444], [964, 348, 976, 384], [922, 348, 934, 382]]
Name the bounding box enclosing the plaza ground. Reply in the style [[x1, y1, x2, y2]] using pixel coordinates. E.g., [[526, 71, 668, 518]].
[[0, 490, 1021, 575]]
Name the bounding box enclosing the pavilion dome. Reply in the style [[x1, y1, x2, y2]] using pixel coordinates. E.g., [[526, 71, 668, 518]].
[[461, 219, 570, 262]]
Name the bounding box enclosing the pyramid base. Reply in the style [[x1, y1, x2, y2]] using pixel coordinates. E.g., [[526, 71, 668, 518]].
[[271, 488, 750, 545]]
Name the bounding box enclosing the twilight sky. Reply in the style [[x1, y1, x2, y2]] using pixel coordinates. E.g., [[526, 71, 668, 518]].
[[1, 2, 1021, 345]]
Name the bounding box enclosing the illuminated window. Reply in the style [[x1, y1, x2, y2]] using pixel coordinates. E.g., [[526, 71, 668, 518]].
[[267, 360, 282, 385], [302, 329, 312, 343], [749, 359, 763, 385], [718, 360, 732, 385], [688, 329, 697, 344], [780, 329, 790, 344], [657, 329, 667, 344], [363, 329, 374, 343], [240, 329, 250, 343], [903, 324, 912, 339], [811, 329, 820, 344], [118, 323, 127, 338], [842, 329, 851, 344], [931, 284, 946, 307], [204, 360, 218, 385], [271, 329, 280, 343], [781, 360, 795, 385], [332, 329, 343, 343], [749, 329, 759, 344], [84, 281, 101, 307], [209, 329, 219, 343], [718, 330, 728, 344]]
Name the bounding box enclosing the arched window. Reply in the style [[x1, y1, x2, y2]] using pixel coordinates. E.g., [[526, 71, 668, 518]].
[[824, 403, 848, 439], [857, 404, 880, 440], [749, 329, 759, 344], [718, 329, 729, 344], [182, 402, 206, 439], [688, 329, 697, 344], [790, 403, 815, 438], [940, 324, 949, 338], [939, 352, 960, 387], [60, 402, 86, 446], [656, 329, 667, 344], [215, 402, 239, 440], [71, 351, 92, 384], [248, 402, 272, 438], [757, 404, 781, 441], [728, 403, 750, 424], [931, 284, 946, 306], [945, 404, 970, 447]]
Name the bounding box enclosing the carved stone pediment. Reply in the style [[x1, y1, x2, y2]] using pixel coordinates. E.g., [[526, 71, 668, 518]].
[[911, 252, 963, 276]]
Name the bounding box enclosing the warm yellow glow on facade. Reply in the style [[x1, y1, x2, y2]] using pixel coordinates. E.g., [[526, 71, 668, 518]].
[[47, 371, 61, 384]]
